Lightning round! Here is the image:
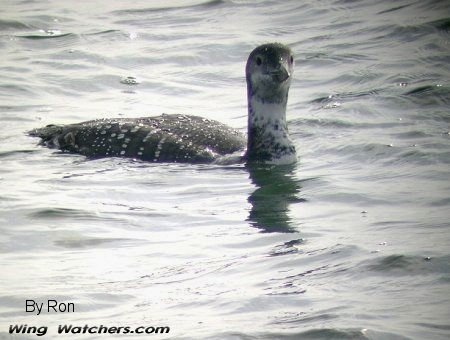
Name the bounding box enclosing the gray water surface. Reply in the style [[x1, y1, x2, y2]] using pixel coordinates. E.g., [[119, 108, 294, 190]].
[[1, 0, 449, 339]]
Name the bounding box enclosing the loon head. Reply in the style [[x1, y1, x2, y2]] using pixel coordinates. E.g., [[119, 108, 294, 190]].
[[246, 42, 293, 104], [245, 43, 296, 164]]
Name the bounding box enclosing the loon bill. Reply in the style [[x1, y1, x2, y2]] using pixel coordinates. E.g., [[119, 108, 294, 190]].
[[29, 43, 296, 165]]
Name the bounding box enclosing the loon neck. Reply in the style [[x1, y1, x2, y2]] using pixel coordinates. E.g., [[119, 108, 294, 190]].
[[246, 96, 296, 164]]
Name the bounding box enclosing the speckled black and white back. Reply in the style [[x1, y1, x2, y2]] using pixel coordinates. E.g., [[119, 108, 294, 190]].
[[30, 114, 246, 163]]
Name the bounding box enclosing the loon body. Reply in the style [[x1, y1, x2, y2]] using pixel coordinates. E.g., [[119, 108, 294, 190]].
[[29, 43, 296, 165], [32, 114, 245, 163]]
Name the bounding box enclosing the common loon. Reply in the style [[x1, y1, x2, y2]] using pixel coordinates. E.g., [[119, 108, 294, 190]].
[[29, 43, 296, 165]]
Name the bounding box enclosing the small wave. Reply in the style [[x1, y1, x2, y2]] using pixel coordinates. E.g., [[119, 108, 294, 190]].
[[377, 4, 412, 15], [426, 17, 450, 32], [0, 19, 31, 30], [292, 117, 354, 128], [13, 30, 79, 49], [310, 89, 383, 108], [83, 29, 122, 37], [394, 148, 450, 166], [311, 142, 404, 167], [392, 130, 431, 139], [269, 238, 306, 257], [82, 29, 130, 42], [415, 322, 450, 332], [18, 31, 74, 40], [0, 149, 35, 158], [111, 0, 225, 16], [28, 207, 100, 220], [430, 197, 450, 207], [54, 237, 136, 249], [377, 23, 437, 43], [358, 254, 450, 276], [402, 84, 450, 106], [404, 84, 442, 95], [203, 328, 410, 339]]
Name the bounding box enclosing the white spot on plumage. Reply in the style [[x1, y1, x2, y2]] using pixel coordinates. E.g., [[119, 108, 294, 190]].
[[143, 130, 158, 142], [154, 136, 166, 160]]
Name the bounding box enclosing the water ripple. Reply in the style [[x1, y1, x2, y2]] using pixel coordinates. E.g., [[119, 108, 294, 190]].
[[0, 19, 31, 30]]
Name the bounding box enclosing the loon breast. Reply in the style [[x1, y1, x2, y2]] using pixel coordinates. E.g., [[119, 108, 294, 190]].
[[30, 114, 246, 163]]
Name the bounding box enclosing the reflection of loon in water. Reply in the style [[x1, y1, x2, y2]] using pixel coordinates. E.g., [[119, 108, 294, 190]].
[[29, 43, 296, 165], [247, 164, 304, 233]]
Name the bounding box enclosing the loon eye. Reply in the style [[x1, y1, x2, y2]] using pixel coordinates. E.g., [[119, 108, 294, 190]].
[[256, 56, 262, 66]]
